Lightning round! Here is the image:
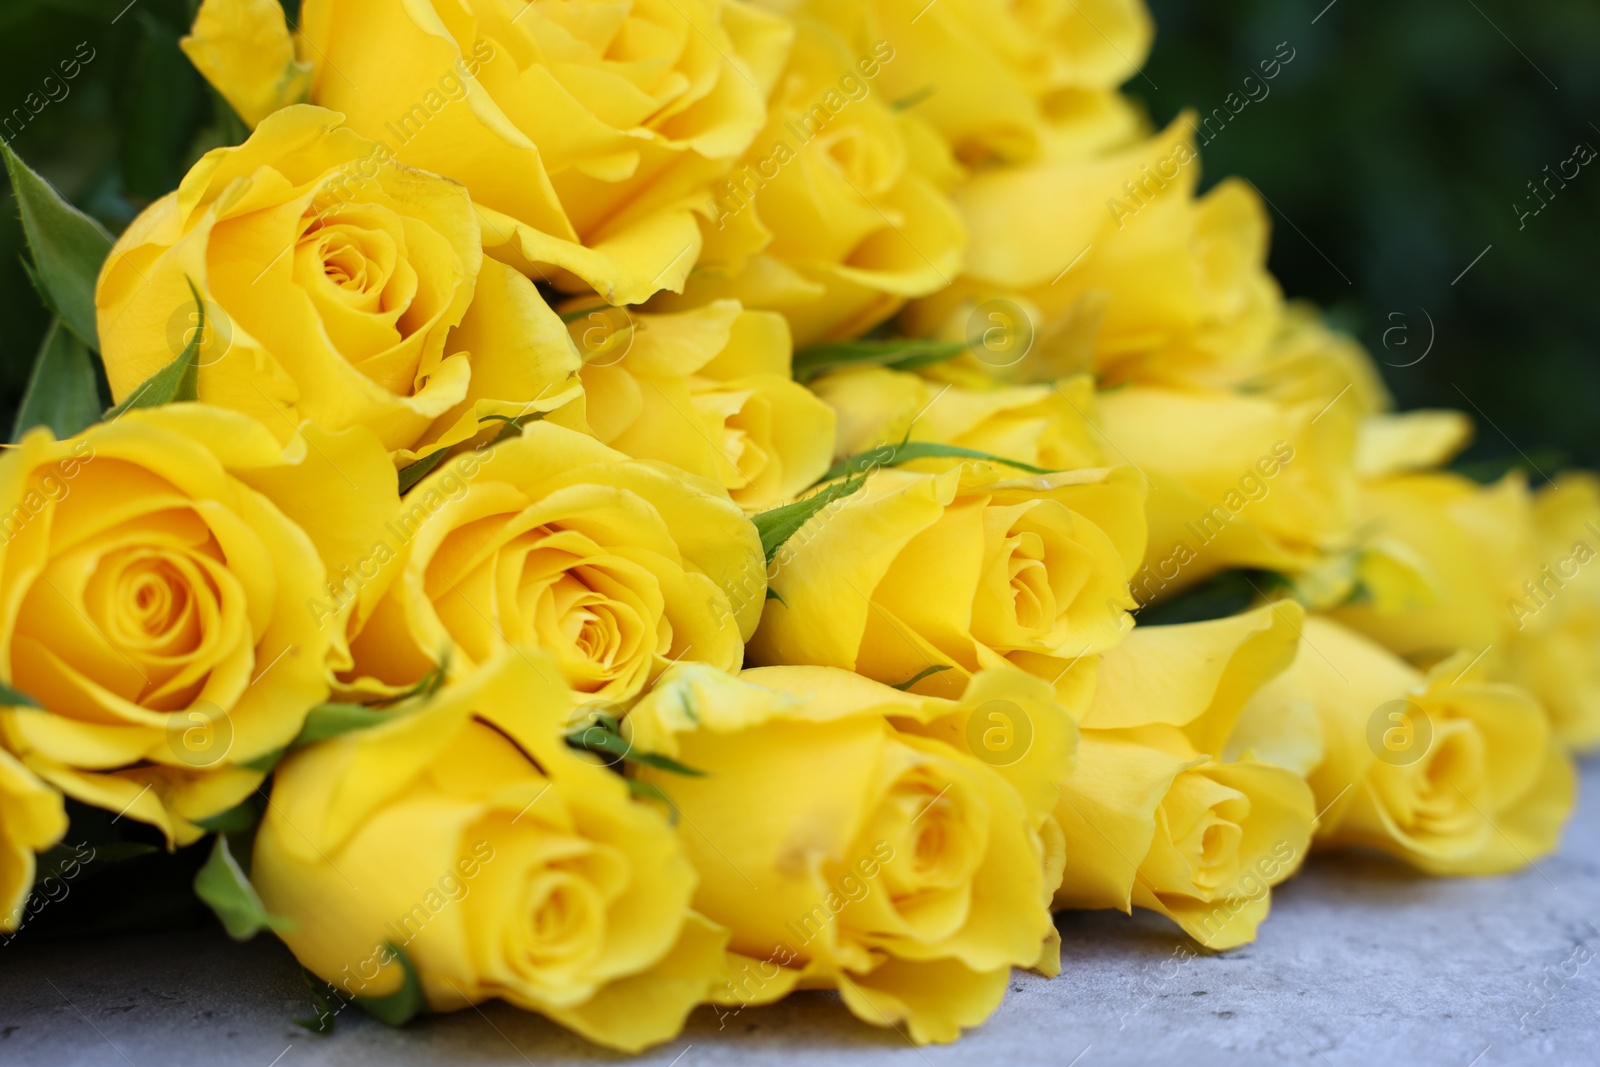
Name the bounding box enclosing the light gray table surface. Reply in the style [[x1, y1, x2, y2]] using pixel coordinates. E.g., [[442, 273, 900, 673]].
[[3, 758, 1596, 1067]]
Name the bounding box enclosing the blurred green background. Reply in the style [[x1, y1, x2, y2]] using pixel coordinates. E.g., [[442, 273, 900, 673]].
[[2, 0, 1596, 470], [1130, 0, 1600, 472]]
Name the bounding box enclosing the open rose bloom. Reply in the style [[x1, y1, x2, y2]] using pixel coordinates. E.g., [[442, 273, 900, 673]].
[[0, 0, 1584, 1056]]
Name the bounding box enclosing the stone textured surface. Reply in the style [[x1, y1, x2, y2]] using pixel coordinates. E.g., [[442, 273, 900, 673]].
[[3, 759, 1596, 1067]]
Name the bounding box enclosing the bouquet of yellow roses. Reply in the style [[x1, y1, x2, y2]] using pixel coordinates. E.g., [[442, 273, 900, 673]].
[[0, 0, 1583, 1052]]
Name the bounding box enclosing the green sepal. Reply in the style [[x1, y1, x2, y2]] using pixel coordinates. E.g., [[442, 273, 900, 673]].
[[292, 968, 342, 1035], [193, 834, 295, 941], [479, 409, 547, 444], [354, 945, 428, 1027], [396, 449, 449, 494], [565, 722, 705, 777], [293, 703, 391, 748], [792, 338, 968, 384], [751, 474, 867, 565], [626, 778, 680, 824]]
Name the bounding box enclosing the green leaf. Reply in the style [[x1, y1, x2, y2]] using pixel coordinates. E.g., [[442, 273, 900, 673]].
[[193, 835, 295, 941], [891, 664, 953, 691], [0, 681, 40, 709], [101, 277, 205, 419], [1, 138, 114, 349], [817, 441, 1055, 485], [395, 448, 448, 494], [765, 587, 787, 606], [752, 474, 867, 564], [12, 319, 103, 442], [354, 945, 428, 1027], [792, 338, 969, 384], [294, 703, 391, 747]]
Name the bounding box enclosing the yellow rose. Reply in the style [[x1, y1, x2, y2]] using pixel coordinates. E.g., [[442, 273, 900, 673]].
[[262, 0, 795, 304], [1332, 461, 1600, 752], [570, 299, 835, 512], [1098, 382, 1358, 605], [651, 16, 966, 348], [0, 406, 396, 844], [96, 105, 582, 464], [1053, 603, 1315, 948], [1, 752, 68, 933], [1270, 616, 1573, 875], [253, 648, 726, 1052], [748, 461, 1146, 706], [811, 367, 1102, 474], [1329, 470, 1529, 661], [180, 0, 311, 127], [1509, 474, 1600, 750], [1355, 410, 1473, 480], [776, 0, 1153, 166], [626, 662, 1070, 1044], [336, 422, 765, 705], [1250, 307, 1393, 419], [903, 118, 1283, 389]]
